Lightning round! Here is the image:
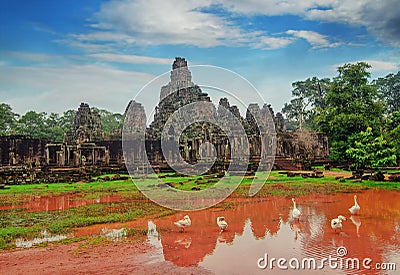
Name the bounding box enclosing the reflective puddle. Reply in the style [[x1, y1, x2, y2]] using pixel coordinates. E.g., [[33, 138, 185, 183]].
[[15, 230, 69, 248], [9, 189, 400, 274], [101, 189, 399, 274], [0, 194, 124, 212]]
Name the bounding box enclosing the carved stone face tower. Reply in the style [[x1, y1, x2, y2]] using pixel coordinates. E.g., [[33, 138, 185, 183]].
[[146, 57, 213, 141], [160, 57, 193, 100], [64, 103, 103, 144]]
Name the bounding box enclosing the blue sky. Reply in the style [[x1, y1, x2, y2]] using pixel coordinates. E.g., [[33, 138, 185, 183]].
[[1, 0, 399, 116]]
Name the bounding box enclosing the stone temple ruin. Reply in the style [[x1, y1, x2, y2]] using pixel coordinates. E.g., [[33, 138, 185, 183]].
[[0, 104, 124, 184], [47, 103, 118, 167], [123, 57, 329, 174], [0, 57, 329, 184]]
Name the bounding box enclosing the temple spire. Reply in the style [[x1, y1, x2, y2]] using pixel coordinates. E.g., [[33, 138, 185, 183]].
[[160, 57, 193, 100]]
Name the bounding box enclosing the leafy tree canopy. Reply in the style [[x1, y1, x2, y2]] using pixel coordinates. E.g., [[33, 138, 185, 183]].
[[91, 108, 124, 134], [315, 62, 386, 162], [346, 127, 397, 169], [16, 111, 48, 138], [0, 103, 19, 135], [374, 71, 400, 114], [0, 104, 123, 142], [282, 77, 330, 130]]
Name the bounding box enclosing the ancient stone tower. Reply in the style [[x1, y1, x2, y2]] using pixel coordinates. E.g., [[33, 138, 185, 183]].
[[160, 57, 193, 100], [123, 57, 329, 172], [64, 103, 104, 144]]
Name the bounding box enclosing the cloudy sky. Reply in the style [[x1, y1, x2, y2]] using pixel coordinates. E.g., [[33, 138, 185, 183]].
[[1, 0, 399, 116]]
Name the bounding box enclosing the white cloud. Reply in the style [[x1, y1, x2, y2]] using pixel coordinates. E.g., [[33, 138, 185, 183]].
[[85, 0, 242, 48], [61, 0, 305, 51], [218, 0, 400, 46], [88, 53, 173, 65], [215, 0, 336, 15], [361, 60, 399, 72], [286, 30, 340, 48], [56, 0, 400, 50], [0, 63, 155, 114], [331, 60, 399, 74], [5, 51, 66, 63], [256, 36, 295, 50]]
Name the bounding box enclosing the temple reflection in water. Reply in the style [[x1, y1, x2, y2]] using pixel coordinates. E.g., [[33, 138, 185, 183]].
[[140, 190, 399, 274]]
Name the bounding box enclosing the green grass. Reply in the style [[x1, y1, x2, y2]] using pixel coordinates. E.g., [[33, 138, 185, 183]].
[[159, 173, 221, 191], [0, 176, 174, 249], [0, 179, 137, 196], [0, 178, 145, 208], [0, 200, 172, 249], [0, 226, 43, 250]]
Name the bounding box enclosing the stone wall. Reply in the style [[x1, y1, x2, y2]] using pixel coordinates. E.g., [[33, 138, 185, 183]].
[[0, 135, 47, 166]]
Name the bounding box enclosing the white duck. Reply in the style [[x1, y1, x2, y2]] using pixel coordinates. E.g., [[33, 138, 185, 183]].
[[217, 216, 228, 232], [331, 215, 346, 232], [174, 215, 191, 232], [349, 195, 360, 215], [291, 198, 302, 221]]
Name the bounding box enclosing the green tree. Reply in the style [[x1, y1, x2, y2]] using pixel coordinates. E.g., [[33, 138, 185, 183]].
[[385, 111, 400, 160], [0, 103, 19, 135], [374, 71, 400, 114], [346, 127, 397, 169], [316, 62, 385, 162], [93, 108, 123, 134], [282, 77, 330, 130], [282, 97, 308, 130], [59, 109, 76, 132], [46, 113, 64, 142], [16, 111, 48, 138]]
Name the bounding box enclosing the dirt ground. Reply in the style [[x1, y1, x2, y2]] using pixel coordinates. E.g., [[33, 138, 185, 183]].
[[0, 239, 212, 275], [322, 170, 352, 178]]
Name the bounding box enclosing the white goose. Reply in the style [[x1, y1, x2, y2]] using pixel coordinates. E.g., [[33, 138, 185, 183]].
[[217, 216, 228, 232], [331, 215, 346, 232], [349, 195, 360, 215], [174, 215, 191, 232], [350, 216, 361, 237], [291, 198, 302, 221]]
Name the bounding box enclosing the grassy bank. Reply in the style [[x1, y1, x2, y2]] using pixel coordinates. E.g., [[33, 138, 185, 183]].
[[0, 177, 174, 249], [0, 170, 398, 250]]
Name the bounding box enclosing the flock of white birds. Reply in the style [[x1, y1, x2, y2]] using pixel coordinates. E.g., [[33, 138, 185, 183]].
[[173, 195, 361, 234], [173, 215, 228, 233], [291, 194, 361, 233], [330, 194, 360, 232]]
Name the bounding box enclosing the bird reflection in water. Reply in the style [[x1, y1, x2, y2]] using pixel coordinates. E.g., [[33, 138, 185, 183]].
[[350, 215, 361, 237], [289, 221, 302, 240], [175, 237, 192, 248]]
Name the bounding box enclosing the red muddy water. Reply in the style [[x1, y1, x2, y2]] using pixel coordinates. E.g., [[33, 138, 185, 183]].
[[1, 189, 399, 274], [0, 194, 124, 212], [72, 189, 400, 274]]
